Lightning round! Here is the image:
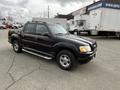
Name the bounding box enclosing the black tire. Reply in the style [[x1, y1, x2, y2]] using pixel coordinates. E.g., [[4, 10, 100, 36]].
[[79, 59, 92, 64], [13, 40, 22, 53], [56, 50, 77, 71]]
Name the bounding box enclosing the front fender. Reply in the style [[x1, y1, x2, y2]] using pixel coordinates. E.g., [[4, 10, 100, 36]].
[[53, 42, 79, 56], [11, 34, 19, 39], [11, 34, 21, 43]]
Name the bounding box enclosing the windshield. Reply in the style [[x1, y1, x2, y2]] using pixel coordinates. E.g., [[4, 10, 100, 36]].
[[48, 24, 68, 35]]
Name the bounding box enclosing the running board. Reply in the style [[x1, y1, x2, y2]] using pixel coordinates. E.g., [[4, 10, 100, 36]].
[[23, 49, 53, 60]]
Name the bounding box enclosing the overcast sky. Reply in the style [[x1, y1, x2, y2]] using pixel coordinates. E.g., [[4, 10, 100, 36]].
[[0, 0, 99, 22]]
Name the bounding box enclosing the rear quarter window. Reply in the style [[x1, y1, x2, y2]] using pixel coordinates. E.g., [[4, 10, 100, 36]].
[[24, 23, 36, 34]]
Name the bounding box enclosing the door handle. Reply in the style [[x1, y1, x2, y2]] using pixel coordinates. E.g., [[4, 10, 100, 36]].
[[35, 37, 40, 40], [35, 37, 43, 41]]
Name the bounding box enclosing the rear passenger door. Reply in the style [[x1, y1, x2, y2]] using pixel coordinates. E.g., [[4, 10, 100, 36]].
[[22, 23, 36, 49]]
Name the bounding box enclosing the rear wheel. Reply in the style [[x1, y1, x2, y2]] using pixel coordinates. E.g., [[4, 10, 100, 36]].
[[13, 40, 22, 53], [56, 50, 77, 71]]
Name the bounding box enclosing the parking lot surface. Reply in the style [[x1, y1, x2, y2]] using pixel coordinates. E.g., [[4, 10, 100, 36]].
[[0, 30, 120, 90]]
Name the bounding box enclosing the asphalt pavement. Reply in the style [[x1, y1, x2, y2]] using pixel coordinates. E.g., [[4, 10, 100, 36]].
[[0, 30, 120, 90]]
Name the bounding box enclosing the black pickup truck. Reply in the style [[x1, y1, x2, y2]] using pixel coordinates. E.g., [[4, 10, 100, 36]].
[[8, 21, 97, 70]]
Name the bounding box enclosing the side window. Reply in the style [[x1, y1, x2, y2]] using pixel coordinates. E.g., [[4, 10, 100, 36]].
[[36, 24, 49, 35], [24, 23, 35, 34]]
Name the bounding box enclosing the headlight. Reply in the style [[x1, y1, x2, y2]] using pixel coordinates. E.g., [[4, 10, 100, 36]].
[[79, 45, 91, 53]]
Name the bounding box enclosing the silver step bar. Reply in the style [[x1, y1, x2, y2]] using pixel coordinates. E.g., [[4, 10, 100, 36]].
[[23, 49, 52, 60]]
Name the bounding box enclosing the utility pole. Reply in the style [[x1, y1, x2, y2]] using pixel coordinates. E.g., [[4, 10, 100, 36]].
[[48, 5, 50, 18]]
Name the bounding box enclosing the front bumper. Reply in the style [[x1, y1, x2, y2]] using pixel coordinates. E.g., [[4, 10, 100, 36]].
[[77, 49, 97, 61]]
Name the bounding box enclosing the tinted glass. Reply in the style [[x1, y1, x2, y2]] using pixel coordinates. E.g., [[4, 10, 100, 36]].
[[48, 24, 68, 35], [24, 23, 35, 34], [36, 24, 49, 35]]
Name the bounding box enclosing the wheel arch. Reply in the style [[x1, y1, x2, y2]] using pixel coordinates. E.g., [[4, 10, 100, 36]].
[[53, 43, 78, 59], [11, 34, 20, 44]]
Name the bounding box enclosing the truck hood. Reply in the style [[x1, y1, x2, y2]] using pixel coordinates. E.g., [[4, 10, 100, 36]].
[[57, 34, 96, 46]]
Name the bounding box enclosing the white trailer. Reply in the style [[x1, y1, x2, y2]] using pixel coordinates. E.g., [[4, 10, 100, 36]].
[[88, 7, 120, 36], [87, 1, 120, 38], [32, 18, 68, 29], [70, 0, 120, 38]]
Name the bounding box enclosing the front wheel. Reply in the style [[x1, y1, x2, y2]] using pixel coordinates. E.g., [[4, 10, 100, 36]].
[[13, 40, 22, 53], [56, 50, 77, 71]]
